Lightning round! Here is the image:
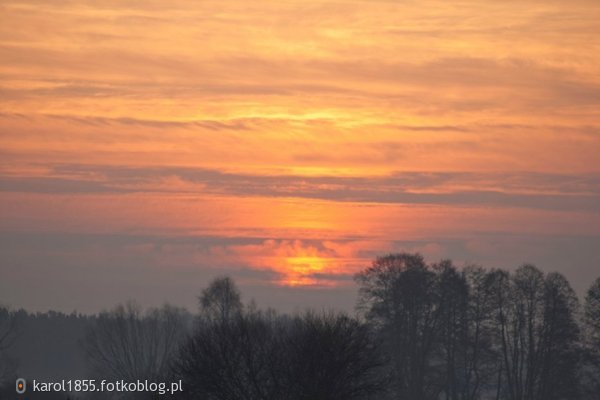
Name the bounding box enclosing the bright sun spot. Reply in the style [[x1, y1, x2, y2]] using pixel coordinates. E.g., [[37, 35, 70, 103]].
[[281, 255, 332, 286]]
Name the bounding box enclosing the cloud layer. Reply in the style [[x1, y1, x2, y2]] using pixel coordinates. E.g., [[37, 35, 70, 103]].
[[1, 0, 599, 312]]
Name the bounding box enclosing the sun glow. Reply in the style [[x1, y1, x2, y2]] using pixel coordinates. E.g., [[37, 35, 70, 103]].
[[281, 255, 332, 286]]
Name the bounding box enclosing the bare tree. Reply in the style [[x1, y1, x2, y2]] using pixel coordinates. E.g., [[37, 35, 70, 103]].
[[356, 254, 590, 400], [356, 253, 441, 400], [535, 272, 580, 400], [356, 255, 506, 400], [460, 266, 500, 400], [486, 268, 512, 400], [84, 301, 188, 397], [435, 260, 469, 400], [491, 265, 546, 400], [173, 308, 284, 400], [585, 277, 600, 352], [199, 276, 243, 323], [174, 286, 387, 400], [488, 266, 583, 400], [0, 306, 18, 386], [581, 277, 600, 400], [282, 312, 388, 400]]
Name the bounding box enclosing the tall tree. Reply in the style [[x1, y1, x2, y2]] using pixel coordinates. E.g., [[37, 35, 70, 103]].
[[489, 266, 582, 400], [535, 272, 580, 400], [582, 277, 600, 399], [356, 253, 441, 400], [460, 266, 500, 400], [0, 307, 18, 387], [434, 261, 503, 400], [199, 276, 243, 323], [585, 277, 600, 351], [493, 265, 546, 400], [487, 268, 512, 400], [84, 302, 188, 396]]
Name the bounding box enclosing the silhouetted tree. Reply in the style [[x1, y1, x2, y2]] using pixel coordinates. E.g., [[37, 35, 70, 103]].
[[585, 277, 600, 353], [488, 266, 582, 400], [173, 308, 283, 400], [435, 260, 470, 400], [199, 276, 243, 323], [356, 253, 441, 400], [460, 266, 499, 400], [84, 302, 188, 398], [0, 307, 17, 350], [356, 255, 588, 400], [434, 260, 503, 400], [174, 293, 387, 400], [0, 306, 18, 387], [2, 257, 596, 400], [581, 277, 600, 399], [282, 312, 388, 400], [493, 265, 547, 400], [485, 268, 513, 400], [535, 272, 580, 400]]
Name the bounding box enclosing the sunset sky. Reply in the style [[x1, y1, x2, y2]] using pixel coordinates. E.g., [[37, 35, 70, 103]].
[[1, 0, 599, 313]]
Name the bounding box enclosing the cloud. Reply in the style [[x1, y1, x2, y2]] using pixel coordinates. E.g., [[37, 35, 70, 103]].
[[1, 0, 599, 313], [1, 164, 598, 212]]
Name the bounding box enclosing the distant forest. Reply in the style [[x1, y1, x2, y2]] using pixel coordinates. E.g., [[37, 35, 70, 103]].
[[1, 253, 600, 399]]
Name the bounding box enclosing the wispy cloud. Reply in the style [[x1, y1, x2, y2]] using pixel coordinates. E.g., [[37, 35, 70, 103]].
[[1, 164, 598, 212]]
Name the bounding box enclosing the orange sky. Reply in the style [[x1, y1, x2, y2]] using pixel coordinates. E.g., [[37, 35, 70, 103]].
[[1, 0, 599, 312]]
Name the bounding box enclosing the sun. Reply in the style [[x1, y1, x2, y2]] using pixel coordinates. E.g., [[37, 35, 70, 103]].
[[281, 255, 331, 286]]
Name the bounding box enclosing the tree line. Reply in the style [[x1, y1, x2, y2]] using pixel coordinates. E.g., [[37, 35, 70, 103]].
[[356, 254, 599, 400], [1, 252, 599, 399]]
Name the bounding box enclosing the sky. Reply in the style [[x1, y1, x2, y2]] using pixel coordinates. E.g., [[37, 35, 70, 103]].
[[0, 0, 599, 314]]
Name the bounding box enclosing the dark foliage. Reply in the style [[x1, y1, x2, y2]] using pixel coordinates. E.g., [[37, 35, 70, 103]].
[[581, 277, 600, 400], [172, 309, 388, 400], [356, 253, 587, 400]]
